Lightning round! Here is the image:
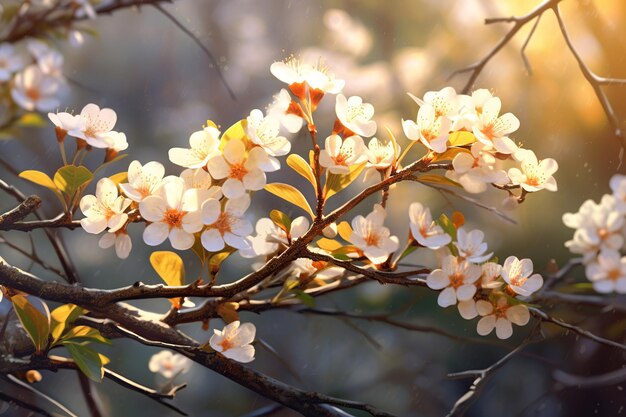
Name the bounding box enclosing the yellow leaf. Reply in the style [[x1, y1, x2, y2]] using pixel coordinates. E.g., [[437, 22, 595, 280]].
[[324, 162, 367, 200], [287, 154, 317, 191], [206, 119, 219, 129], [337, 221, 352, 241], [264, 183, 314, 219], [417, 174, 461, 188], [150, 251, 185, 286], [317, 238, 342, 251], [18, 112, 47, 128], [209, 250, 234, 275], [19, 170, 58, 191], [220, 119, 248, 149], [50, 304, 85, 343], [431, 147, 470, 162], [448, 131, 476, 147], [270, 209, 292, 234], [109, 171, 128, 186], [216, 302, 240, 323]]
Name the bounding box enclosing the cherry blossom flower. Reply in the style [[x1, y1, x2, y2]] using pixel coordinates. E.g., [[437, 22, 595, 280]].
[[446, 142, 508, 194], [102, 131, 128, 153], [139, 178, 203, 250], [585, 250, 626, 294], [99, 230, 132, 259], [68, 103, 118, 149], [246, 109, 291, 157], [74, 0, 97, 19], [335, 94, 377, 137], [168, 126, 221, 169], [148, 350, 191, 379], [476, 296, 530, 339], [267, 88, 304, 133], [201, 194, 253, 252], [80, 178, 131, 234], [408, 87, 459, 119], [472, 96, 519, 154], [120, 160, 165, 202], [349, 204, 399, 264], [408, 202, 451, 249], [610, 174, 626, 208], [563, 195, 623, 263], [508, 149, 558, 192], [209, 321, 256, 363], [48, 111, 85, 142], [240, 216, 309, 258], [454, 89, 495, 130], [480, 262, 504, 289], [207, 138, 277, 199], [270, 57, 344, 94], [402, 104, 451, 153], [455, 227, 492, 264], [501, 256, 543, 296], [427, 255, 481, 307], [282, 258, 344, 283], [0, 43, 24, 82], [319, 134, 368, 174], [365, 136, 398, 170], [10, 65, 60, 112]]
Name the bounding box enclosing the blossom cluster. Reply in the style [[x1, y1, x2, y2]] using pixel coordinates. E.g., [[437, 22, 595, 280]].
[[563, 174, 626, 293]]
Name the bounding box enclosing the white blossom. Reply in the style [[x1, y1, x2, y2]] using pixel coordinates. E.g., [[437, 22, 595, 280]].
[[267, 88, 304, 133], [201, 194, 253, 252], [120, 160, 166, 202], [11, 65, 60, 112], [139, 177, 203, 250], [246, 109, 291, 157], [68, 103, 118, 149], [148, 350, 191, 379], [446, 142, 509, 193], [349, 204, 399, 264], [455, 227, 492, 264], [585, 250, 626, 294], [501, 256, 543, 296], [240, 216, 309, 258], [169, 126, 221, 169], [402, 103, 451, 153], [427, 255, 481, 307], [408, 202, 451, 249], [319, 134, 368, 174], [472, 96, 519, 154], [0, 43, 24, 81], [335, 94, 377, 137], [476, 297, 530, 339], [99, 230, 132, 259], [508, 149, 558, 192], [209, 321, 256, 363], [79, 178, 131, 234]]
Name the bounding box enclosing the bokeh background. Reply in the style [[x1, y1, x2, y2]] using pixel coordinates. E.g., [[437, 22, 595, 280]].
[[1, 0, 626, 416]]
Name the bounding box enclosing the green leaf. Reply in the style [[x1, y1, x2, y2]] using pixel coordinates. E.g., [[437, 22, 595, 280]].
[[17, 113, 47, 128], [417, 174, 461, 188], [11, 295, 51, 353], [270, 209, 292, 234], [53, 165, 93, 198], [264, 183, 314, 219], [61, 325, 110, 345], [324, 162, 367, 200], [65, 343, 104, 382], [150, 251, 185, 286], [293, 290, 316, 307], [287, 154, 317, 191]]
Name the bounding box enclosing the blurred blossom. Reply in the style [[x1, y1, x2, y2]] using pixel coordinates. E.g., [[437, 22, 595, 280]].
[[323, 9, 373, 58]]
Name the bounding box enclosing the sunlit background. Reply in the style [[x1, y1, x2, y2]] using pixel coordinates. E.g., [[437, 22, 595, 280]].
[[1, 0, 626, 416]]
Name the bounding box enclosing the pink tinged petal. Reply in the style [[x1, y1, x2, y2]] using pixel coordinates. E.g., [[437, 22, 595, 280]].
[[230, 218, 253, 237], [230, 323, 256, 346], [519, 258, 534, 277], [107, 213, 128, 233], [437, 287, 458, 307], [98, 233, 116, 249], [426, 270, 449, 290], [222, 178, 246, 199], [452, 153, 474, 173], [524, 274, 543, 294], [224, 233, 251, 250], [492, 137, 517, 154], [615, 278, 626, 294], [505, 305, 530, 326], [182, 210, 203, 233], [476, 300, 493, 316], [476, 315, 496, 336], [169, 228, 195, 250], [243, 169, 266, 191], [456, 284, 477, 301], [80, 217, 107, 234], [139, 196, 167, 222], [593, 279, 615, 293], [115, 234, 132, 259], [481, 97, 502, 122], [201, 229, 225, 252], [225, 345, 255, 363], [495, 318, 513, 339], [201, 199, 221, 225], [207, 155, 230, 179], [458, 300, 478, 320], [80, 194, 97, 214], [143, 222, 169, 246], [208, 334, 225, 352]]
